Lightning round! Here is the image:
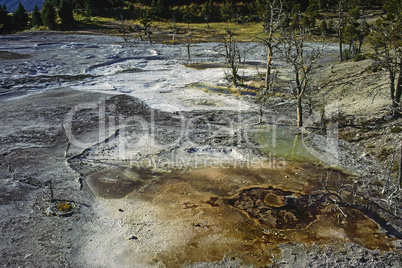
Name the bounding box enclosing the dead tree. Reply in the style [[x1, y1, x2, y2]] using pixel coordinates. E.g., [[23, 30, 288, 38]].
[[119, 19, 132, 47], [256, 0, 286, 124], [169, 23, 181, 42], [399, 141, 402, 190], [140, 16, 153, 44], [258, 0, 286, 93], [221, 29, 245, 88], [282, 23, 324, 127], [185, 36, 192, 61]]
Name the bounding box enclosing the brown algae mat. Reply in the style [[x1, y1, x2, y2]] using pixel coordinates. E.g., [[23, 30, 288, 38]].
[[86, 162, 397, 267]]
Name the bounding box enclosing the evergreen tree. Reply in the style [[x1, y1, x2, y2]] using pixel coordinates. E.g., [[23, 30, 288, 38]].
[[0, 4, 13, 33], [303, 0, 320, 28], [42, 0, 57, 30], [337, 0, 348, 62], [31, 4, 42, 28], [183, 11, 193, 28], [201, 0, 213, 27], [84, 0, 111, 16], [150, 0, 158, 18], [156, 0, 168, 18], [73, 0, 85, 10], [59, 0, 75, 28], [319, 19, 328, 34], [13, 2, 29, 30], [343, 5, 361, 58], [84, 0, 96, 16], [221, 0, 237, 22], [369, 0, 402, 117]]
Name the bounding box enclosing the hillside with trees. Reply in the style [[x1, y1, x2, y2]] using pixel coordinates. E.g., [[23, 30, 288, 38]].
[[0, 0, 388, 33]]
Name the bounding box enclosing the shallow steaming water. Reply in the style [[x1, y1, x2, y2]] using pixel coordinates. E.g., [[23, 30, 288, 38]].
[[0, 32, 342, 164], [0, 33, 260, 112], [0, 33, 339, 112]]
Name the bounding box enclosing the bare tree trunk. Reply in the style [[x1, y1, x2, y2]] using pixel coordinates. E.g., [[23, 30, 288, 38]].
[[123, 32, 128, 46], [338, 1, 344, 62], [232, 73, 237, 88], [388, 66, 399, 118], [265, 46, 273, 92], [187, 43, 191, 60], [390, 69, 396, 105], [394, 62, 402, 118], [399, 141, 402, 190], [295, 70, 303, 127], [339, 29, 343, 62], [297, 95, 303, 127], [258, 102, 264, 124]]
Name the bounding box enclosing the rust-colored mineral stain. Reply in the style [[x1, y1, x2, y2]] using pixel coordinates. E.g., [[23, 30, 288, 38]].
[[224, 187, 326, 230], [342, 208, 395, 251], [264, 193, 286, 207], [123, 164, 395, 267]]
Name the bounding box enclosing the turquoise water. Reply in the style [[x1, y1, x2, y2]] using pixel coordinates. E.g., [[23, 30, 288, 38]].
[[253, 125, 319, 163]]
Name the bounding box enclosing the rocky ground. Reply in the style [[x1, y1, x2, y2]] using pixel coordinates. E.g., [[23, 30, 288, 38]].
[[0, 32, 401, 267]]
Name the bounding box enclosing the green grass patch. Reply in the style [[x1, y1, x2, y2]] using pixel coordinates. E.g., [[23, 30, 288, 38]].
[[127, 20, 264, 42], [377, 147, 394, 161], [390, 126, 402, 133]]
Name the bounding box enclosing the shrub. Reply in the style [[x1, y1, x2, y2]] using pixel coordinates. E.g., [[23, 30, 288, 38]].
[[353, 53, 366, 61], [390, 126, 402, 133], [57, 201, 72, 212], [377, 147, 393, 161]]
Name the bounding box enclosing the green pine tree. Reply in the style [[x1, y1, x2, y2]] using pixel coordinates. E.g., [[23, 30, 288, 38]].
[[42, 0, 57, 30], [13, 2, 29, 30], [84, 0, 95, 17], [59, 0, 75, 29], [0, 4, 14, 33], [201, 0, 213, 27], [31, 4, 42, 28], [369, 0, 402, 117], [221, 0, 236, 22]]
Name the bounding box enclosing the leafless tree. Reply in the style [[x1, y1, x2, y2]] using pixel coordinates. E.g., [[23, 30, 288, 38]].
[[258, 0, 286, 93], [185, 36, 192, 61], [221, 29, 246, 88], [282, 23, 324, 127], [140, 16, 153, 44], [169, 22, 181, 42], [255, 0, 286, 124]]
